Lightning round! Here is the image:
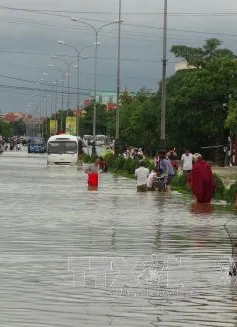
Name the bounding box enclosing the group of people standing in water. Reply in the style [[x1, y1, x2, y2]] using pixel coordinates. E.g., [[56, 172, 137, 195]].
[[135, 148, 216, 204], [80, 146, 216, 204]]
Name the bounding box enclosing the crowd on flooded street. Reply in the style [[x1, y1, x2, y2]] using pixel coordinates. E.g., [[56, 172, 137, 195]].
[[132, 148, 216, 204], [83, 146, 216, 205], [0, 136, 23, 152]]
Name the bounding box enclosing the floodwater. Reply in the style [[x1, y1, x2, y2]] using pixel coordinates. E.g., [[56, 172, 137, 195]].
[[0, 148, 237, 327]]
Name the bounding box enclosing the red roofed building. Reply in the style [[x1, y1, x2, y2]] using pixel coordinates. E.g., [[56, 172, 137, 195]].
[[72, 108, 86, 117], [2, 112, 23, 122], [83, 91, 118, 112], [83, 99, 91, 108]]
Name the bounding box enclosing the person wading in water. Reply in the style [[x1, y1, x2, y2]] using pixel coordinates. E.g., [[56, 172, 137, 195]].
[[188, 153, 215, 203], [135, 161, 149, 192]]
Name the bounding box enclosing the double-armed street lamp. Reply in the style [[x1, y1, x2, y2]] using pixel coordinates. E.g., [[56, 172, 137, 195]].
[[57, 41, 94, 136], [47, 64, 68, 131], [71, 18, 123, 155], [51, 55, 76, 114], [35, 77, 46, 136]]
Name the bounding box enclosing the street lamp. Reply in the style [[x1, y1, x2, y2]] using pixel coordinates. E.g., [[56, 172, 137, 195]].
[[46, 65, 68, 134], [71, 18, 123, 155], [41, 73, 52, 137], [49, 69, 67, 131], [47, 64, 67, 114], [52, 55, 75, 114], [35, 79, 45, 136], [57, 41, 94, 136]]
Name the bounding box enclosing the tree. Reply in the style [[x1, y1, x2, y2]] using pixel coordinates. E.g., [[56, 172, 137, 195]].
[[171, 38, 236, 68], [165, 39, 237, 150], [111, 91, 159, 153], [225, 99, 237, 134], [76, 39, 237, 155], [80, 102, 108, 136], [0, 120, 12, 137], [10, 118, 26, 136]]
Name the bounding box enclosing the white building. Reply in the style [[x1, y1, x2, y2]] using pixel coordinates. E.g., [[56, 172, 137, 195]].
[[89, 91, 117, 105], [175, 60, 196, 72]]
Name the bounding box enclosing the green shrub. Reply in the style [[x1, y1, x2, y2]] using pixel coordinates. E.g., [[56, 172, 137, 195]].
[[225, 181, 237, 204], [129, 158, 140, 174], [104, 152, 115, 168], [148, 161, 156, 171], [123, 157, 133, 173], [172, 173, 190, 191], [114, 155, 126, 170], [213, 173, 226, 200], [83, 154, 95, 163]]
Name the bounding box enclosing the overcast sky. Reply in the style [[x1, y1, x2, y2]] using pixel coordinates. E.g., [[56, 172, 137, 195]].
[[1, 0, 237, 114]]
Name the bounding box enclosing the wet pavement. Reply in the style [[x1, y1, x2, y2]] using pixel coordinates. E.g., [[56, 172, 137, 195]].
[[1, 148, 237, 326]]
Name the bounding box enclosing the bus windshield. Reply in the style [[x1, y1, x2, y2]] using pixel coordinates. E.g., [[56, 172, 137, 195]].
[[48, 141, 77, 154]]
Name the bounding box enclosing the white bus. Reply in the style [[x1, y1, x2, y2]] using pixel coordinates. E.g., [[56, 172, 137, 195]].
[[47, 134, 78, 165]]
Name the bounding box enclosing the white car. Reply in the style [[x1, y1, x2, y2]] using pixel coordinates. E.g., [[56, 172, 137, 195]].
[[95, 135, 106, 146]]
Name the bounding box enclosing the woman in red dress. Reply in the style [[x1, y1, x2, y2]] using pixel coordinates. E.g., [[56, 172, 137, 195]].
[[188, 153, 215, 203]]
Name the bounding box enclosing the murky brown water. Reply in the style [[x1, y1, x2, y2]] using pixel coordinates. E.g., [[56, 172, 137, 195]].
[[0, 149, 237, 326]]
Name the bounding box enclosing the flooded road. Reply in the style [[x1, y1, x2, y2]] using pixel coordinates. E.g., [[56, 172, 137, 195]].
[[0, 149, 237, 326]]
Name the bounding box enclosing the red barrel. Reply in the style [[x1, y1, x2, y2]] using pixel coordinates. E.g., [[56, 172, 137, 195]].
[[88, 171, 99, 187]]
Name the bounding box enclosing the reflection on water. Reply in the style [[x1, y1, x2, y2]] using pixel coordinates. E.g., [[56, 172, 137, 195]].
[[191, 202, 213, 214], [0, 151, 236, 326]]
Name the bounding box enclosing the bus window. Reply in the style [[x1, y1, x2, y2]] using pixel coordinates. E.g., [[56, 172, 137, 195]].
[[48, 141, 77, 154]]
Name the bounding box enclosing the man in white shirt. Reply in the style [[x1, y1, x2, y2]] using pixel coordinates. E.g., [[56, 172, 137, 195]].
[[181, 149, 193, 173], [135, 161, 149, 192]]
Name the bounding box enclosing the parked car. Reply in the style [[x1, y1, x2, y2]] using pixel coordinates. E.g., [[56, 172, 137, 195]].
[[95, 135, 107, 146]]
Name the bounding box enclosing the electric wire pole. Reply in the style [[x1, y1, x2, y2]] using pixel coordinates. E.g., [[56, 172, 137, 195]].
[[160, 0, 168, 141], [115, 0, 121, 141]]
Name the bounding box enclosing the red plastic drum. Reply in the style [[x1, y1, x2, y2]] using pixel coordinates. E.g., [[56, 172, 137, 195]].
[[88, 172, 99, 187]]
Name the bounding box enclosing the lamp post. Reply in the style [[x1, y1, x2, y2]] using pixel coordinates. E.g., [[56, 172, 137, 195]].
[[57, 41, 93, 136], [42, 72, 51, 137], [71, 18, 123, 155], [45, 94, 51, 136], [52, 56, 75, 114], [48, 64, 68, 132], [51, 77, 64, 133], [36, 79, 45, 137]]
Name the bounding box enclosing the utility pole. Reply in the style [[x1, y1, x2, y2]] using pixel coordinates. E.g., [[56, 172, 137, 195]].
[[160, 0, 168, 141], [92, 31, 99, 156], [115, 0, 122, 145]]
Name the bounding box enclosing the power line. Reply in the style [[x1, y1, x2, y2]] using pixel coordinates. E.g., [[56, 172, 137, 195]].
[[0, 82, 91, 94], [0, 16, 202, 43], [1, 6, 237, 16], [0, 50, 172, 63], [0, 5, 236, 38], [0, 62, 159, 81]]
